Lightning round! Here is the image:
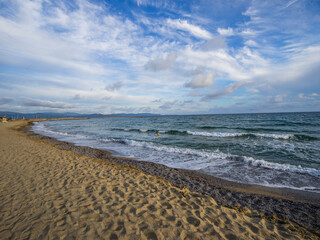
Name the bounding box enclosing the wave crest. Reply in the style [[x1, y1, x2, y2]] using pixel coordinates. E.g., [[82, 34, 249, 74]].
[[110, 127, 317, 140], [187, 131, 295, 139], [104, 138, 320, 177]]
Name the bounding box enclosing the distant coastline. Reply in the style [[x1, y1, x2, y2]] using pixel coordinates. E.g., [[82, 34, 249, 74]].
[[0, 111, 161, 120], [2, 110, 320, 121]]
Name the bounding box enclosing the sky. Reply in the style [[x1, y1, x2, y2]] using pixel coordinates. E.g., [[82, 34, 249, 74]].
[[0, 0, 320, 114]]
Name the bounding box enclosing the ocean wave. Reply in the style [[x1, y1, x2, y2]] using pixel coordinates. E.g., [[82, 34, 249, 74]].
[[251, 133, 294, 139], [103, 138, 320, 177], [187, 131, 244, 138], [33, 122, 320, 178], [33, 122, 89, 139], [33, 122, 70, 136], [120, 139, 229, 159], [187, 131, 295, 140], [31, 116, 320, 192], [207, 126, 294, 133], [293, 134, 318, 141], [198, 126, 220, 130], [238, 156, 320, 177], [110, 127, 317, 140], [111, 128, 188, 135], [111, 128, 157, 133], [264, 121, 320, 127]]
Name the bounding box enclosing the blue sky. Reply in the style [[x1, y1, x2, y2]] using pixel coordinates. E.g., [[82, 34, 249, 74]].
[[0, 0, 320, 114]]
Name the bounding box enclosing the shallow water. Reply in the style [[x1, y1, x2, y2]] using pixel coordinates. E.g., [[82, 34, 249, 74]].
[[33, 112, 320, 192]]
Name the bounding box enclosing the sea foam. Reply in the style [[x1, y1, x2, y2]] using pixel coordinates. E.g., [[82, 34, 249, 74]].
[[102, 138, 320, 177]]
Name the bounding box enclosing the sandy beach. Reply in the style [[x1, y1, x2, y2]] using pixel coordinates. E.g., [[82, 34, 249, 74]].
[[0, 120, 319, 239]]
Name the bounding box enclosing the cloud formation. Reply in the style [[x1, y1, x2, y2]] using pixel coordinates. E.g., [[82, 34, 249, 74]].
[[0, 97, 14, 105], [298, 93, 319, 100], [185, 72, 216, 88], [166, 19, 212, 39], [201, 37, 227, 51], [21, 97, 74, 109], [0, 0, 319, 114], [145, 52, 177, 71], [159, 100, 178, 110], [72, 94, 81, 100], [217, 27, 234, 36], [106, 81, 123, 91], [203, 82, 247, 101]]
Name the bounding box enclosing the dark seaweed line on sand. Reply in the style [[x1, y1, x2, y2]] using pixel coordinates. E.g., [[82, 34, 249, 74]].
[[20, 122, 320, 235]]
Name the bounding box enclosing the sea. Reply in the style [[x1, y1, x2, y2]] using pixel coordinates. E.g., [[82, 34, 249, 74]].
[[32, 112, 320, 193]]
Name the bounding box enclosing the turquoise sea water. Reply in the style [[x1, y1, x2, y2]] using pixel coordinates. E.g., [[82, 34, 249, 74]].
[[33, 112, 320, 192]]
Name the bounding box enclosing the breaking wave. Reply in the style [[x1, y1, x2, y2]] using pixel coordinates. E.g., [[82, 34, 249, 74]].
[[101, 138, 320, 177], [110, 127, 317, 140]]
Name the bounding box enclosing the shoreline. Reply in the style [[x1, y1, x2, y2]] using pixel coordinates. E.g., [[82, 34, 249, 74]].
[[21, 120, 320, 234]]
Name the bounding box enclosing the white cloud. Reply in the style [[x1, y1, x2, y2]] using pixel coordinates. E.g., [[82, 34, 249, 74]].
[[282, 0, 298, 10], [185, 72, 216, 88], [159, 100, 178, 110], [262, 45, 320, 85], [298, 93, 319, 100], [166, 19, 212, 39], [247, 88, 260, 94], [20, 97, 75, 109], [0, 5, 106, 75], [201, 37, 227, 51], [0, 0, 153, 75], [182, 47, 251, 81], [217, 27, 234, 36], [240, 28, 258, 36], [245, 40, 258, 47], [145, 52, 177, 71], [235, 46, 269, 68], [182, 42, 319, 97], [184, 66, 206, 76], [203, 82, 247, 101], [0, 0, 319, 114], [274, 95, 284, 103], [242, 6, 258, 18]]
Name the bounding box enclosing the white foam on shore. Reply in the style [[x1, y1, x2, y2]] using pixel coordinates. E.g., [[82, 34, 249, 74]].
[[33, 121, 320, 177], [111, 127, 295, 140], [239, 156, 320, 177], [108, 138, 320, 177], [32, 121, 320, 192], [32, 122, 89, 140], [187, 131, 294, 139]]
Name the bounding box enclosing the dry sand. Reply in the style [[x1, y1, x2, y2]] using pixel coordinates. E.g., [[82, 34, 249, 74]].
[[0, 121, 318, 239]]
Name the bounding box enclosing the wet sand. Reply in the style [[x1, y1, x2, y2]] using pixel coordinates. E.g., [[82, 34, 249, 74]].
[[0, 120, 319, 239]]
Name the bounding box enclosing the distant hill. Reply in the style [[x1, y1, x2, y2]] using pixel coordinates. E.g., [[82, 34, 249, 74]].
[[98, 113, 162, 118], [0, 111, 161, 119]]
